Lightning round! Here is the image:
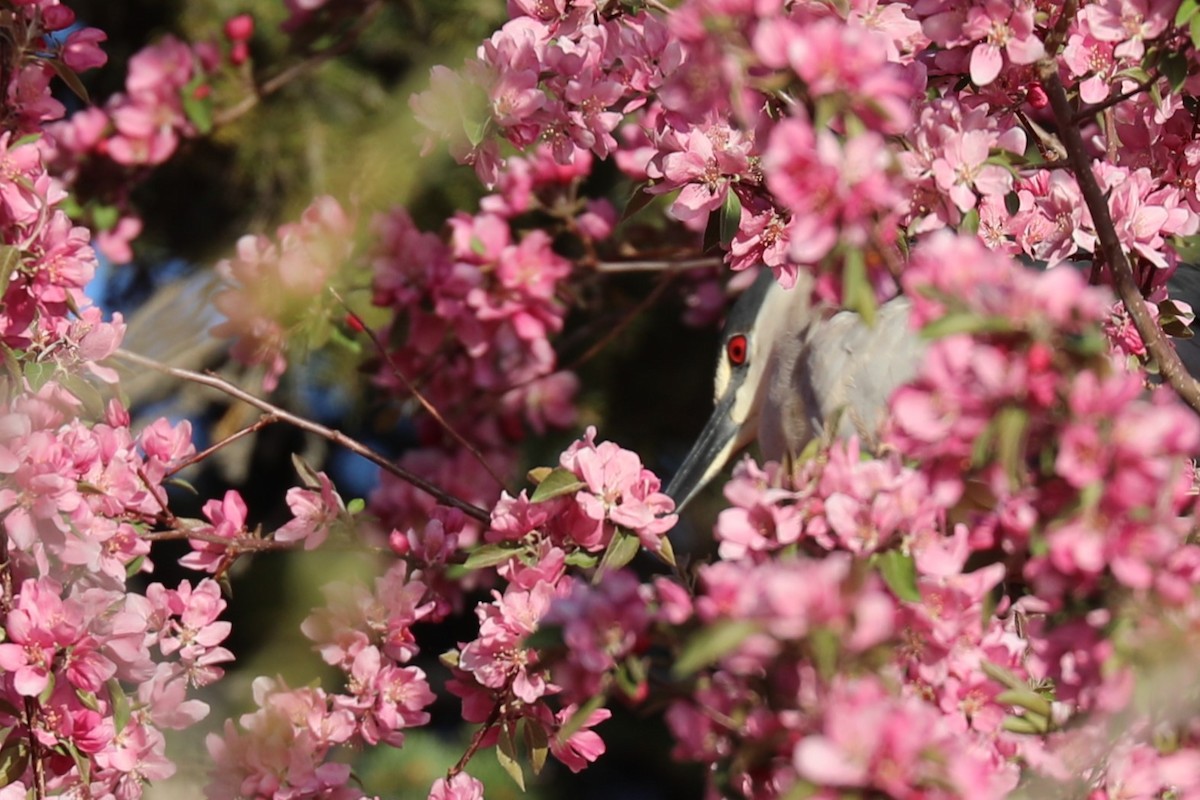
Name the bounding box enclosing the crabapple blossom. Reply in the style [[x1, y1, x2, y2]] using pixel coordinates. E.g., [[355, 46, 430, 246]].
[[12, 0, 1200, 797]]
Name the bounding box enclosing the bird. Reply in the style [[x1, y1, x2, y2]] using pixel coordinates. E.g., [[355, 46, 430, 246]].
[[664, 268, 924, 511], [664, 260, 1200, 512]]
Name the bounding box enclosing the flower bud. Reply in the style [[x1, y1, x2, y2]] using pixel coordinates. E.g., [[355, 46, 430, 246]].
[[223, 14, 255, 42]]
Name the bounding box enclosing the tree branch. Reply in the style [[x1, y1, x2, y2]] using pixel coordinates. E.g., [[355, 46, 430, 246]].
[[1040, 66, 1200, 414], [329, 289, 512, 494], [113, 349, 493, 523], [212, 0, 383, 128]]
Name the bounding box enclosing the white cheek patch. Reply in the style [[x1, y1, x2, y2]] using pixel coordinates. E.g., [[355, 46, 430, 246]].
[[713, 356, 732, 404]]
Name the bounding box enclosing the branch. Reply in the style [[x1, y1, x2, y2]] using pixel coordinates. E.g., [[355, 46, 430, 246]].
[[329, 289, 512, 493], [1040, 67, 1200, 414], [25, 698, 45, 800], [212, 0, 383, 128], [593, 256, 722, 273], [166, 414, 279, 477], [113, 349, 492, 524], [1070, 73, 1158, 125]]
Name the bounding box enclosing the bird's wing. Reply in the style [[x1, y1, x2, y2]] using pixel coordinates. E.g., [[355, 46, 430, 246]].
[[799, 297, 924, 447]]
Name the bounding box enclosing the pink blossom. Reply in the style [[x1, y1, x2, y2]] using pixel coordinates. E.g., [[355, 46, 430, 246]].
[[428, 773, 485, 800]]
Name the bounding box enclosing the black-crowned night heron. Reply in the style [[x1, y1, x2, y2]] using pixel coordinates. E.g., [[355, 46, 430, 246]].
[[665, 268, 923, 511], [665, 262, 1200, 512]]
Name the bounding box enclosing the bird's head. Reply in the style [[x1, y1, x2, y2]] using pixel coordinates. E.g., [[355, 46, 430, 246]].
[[665, 269, 811, 511]]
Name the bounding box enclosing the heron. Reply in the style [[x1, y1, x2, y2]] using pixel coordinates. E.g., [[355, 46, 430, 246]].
[[664, 262, 1200, 512], [664, 268, 924, 511]]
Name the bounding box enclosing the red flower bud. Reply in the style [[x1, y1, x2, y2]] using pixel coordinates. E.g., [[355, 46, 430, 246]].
[[223, 14, 255, 42], [1027, 83, 1049, 109], [229, 40, 250, 67]]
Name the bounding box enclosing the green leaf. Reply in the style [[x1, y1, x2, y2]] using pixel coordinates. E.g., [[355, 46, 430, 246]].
[[91, 204, 119, 232], [49, 59, 89, 103], [346, 497, 365, 514], [23, 360, 54, 391], [960, 207, 980, 235], [524, 717, 549, 776], [702, 202, 722, 254], [1002, 713, 1049, 735], [808, 627, 839, 680], [841, 248, 876, 326], [995, 405, 1029, 487], [0, 244, 21, 301], [672, 619, 761, 677], [59, 374, 106, 420], [522, 623, 563, 651], [1176, 0, 1200, 27], [720, 190, 742, 248], [462, 543, 520, 571], [876, 550, 921, 603], [527, 466, 553, 485], [0, 739, 29, 786], [496, 724, 525, 791], [564, 550, 599, 569], [180, 75, 213, 134], [1192, 15, 1200, 49], [654, 533, 677, 568], [109, 679, 131, 734], [38, 672, 56, 705], [529, 467, 585, 503], [920, 312, 1014, 339], [1162, 50, 1189, 93], [595, 529, 641, 582], [124, 555, 146, 577], [981, 659, 1027, 691], [995, 688, 1053, 718], [1004, 192, 1021, 216], [165, 476, 199, 495], [621, 181, 656, 221], [615, 656, 647, 700], [557, 693, 606, 744]]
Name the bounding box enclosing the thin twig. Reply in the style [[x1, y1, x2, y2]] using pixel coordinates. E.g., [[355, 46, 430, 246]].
[[112, 349, 492, 523], [1014, 108, 1067, 162], [141, 527, 291, 550], [25, 698, 45, 800], [565, 270, 678, 371], [593, 256, 722, 273], [1070, 74, 1158, 125], [329, 290, 511, 493], [449, 700, 504, 777], [167, 414, 279, 477], [0, 527, 11, 614], [1040, 67, 1200, 414], [1043, 0, 1078, 56]]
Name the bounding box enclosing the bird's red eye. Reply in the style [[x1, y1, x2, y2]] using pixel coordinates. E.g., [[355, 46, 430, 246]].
[[727, 334, 748, 366]]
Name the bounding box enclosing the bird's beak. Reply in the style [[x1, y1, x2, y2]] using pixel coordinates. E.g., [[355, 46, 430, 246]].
[[666, 390, 749, 512]]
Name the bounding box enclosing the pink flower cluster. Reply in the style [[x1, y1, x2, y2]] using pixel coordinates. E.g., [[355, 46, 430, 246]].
[[489, 426, 676, 557], [0, 572, 232, 797], [369, 177, 580, 449], [207, 563, 437, 800], [0, 1, 107, 137], [41, 35, 220, 262], [890, 234, 1200, 605], [0, 131, 107, 352], [212, 195, 355, 392]]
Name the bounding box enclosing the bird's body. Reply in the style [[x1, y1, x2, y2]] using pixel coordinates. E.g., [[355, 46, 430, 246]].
[[762, 295, 919, 460]]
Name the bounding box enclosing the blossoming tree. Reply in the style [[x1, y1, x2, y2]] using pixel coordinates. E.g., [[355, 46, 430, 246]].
[[5, 0, 1200, 798]]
